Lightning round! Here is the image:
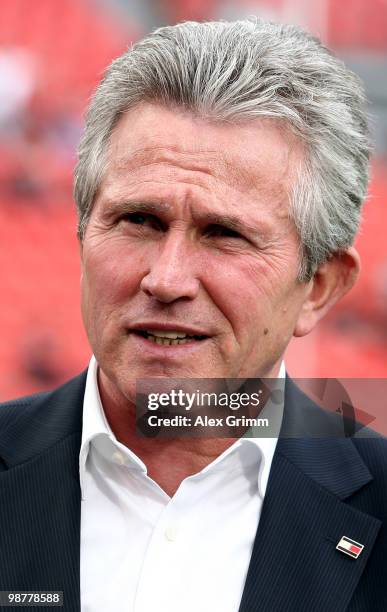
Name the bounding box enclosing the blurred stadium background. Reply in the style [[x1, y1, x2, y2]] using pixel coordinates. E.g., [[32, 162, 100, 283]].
[[0, 0, 386, 400]]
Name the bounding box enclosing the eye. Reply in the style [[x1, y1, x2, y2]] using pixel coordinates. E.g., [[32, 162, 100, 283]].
[[121, 212, 164, 231], [205, 224, 242, 239]]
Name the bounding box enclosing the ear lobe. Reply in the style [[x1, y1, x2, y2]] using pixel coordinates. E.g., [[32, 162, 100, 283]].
[[294, 247, 360, 338]]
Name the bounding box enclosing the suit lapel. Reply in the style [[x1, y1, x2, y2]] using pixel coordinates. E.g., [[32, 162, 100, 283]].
[[239, 380, 382, 612], [0, 373, 86, 611]]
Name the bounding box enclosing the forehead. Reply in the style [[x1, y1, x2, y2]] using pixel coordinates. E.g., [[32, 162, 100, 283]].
[[103, 102, 303, 206]]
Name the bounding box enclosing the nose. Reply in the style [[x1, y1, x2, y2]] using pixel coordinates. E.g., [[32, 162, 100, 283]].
[[140, 232, 200, 303]]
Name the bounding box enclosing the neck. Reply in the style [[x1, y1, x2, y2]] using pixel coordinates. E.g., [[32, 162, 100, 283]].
[[98, 369, 238, 497]]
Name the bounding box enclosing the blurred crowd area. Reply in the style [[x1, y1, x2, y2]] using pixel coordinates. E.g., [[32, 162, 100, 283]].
[[1, 0, 387, 400]]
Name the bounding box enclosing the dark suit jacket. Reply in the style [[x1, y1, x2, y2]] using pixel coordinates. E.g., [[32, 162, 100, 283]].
[[0, 372, 387, 611]]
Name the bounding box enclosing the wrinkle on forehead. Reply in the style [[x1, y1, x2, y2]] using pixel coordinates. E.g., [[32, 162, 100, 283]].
[[109, 143, 295, 205], [105, 103, 304, 211]]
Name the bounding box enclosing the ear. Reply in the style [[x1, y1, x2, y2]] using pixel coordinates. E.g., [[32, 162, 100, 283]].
[[294, 247, 360, 338]]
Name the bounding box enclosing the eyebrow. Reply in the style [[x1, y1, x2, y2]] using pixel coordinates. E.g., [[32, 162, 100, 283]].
[[104, 200, 171, 216]]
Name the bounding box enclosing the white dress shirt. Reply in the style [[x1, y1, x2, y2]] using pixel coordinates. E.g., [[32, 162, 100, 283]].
[[80, 357, 284, 612]]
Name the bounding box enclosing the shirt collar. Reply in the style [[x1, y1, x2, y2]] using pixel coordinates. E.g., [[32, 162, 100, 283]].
[[79, 356, 108, 498], [239, 361, 285, 496], [79, 357, 285, 500], [79, 356, 147, 499]]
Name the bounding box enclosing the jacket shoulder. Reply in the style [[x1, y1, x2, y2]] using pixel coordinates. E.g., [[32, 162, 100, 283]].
[[0, 372, 86, 423], [352, 434, 387, 476], [0, 389, 51, 416], [0, 371, 87, 467]]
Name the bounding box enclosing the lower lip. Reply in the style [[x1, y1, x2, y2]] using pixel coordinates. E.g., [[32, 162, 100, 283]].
[[129, 332, 209, 357]]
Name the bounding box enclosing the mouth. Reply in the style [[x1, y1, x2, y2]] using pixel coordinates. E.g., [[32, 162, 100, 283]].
[[130, 328, 208, 347]]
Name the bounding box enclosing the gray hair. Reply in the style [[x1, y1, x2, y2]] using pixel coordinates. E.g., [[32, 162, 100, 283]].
[[74, 18, 370, 281]]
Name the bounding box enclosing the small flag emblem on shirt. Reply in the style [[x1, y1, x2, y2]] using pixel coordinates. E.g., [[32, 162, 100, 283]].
[[336, 536, 364, 559]]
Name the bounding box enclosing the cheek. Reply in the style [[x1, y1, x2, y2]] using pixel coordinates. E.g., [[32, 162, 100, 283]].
[[203, 252, 304, 353], [82, 241, 147, 311], [204, 256, 270, 336]]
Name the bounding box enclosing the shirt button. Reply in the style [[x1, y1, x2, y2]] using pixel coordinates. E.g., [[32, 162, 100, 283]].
[[165, 526, 178, 542], [112, 450, 126, 466]]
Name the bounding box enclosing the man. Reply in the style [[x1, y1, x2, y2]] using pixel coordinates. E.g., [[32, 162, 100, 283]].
[[1, 18, 386, 612]]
